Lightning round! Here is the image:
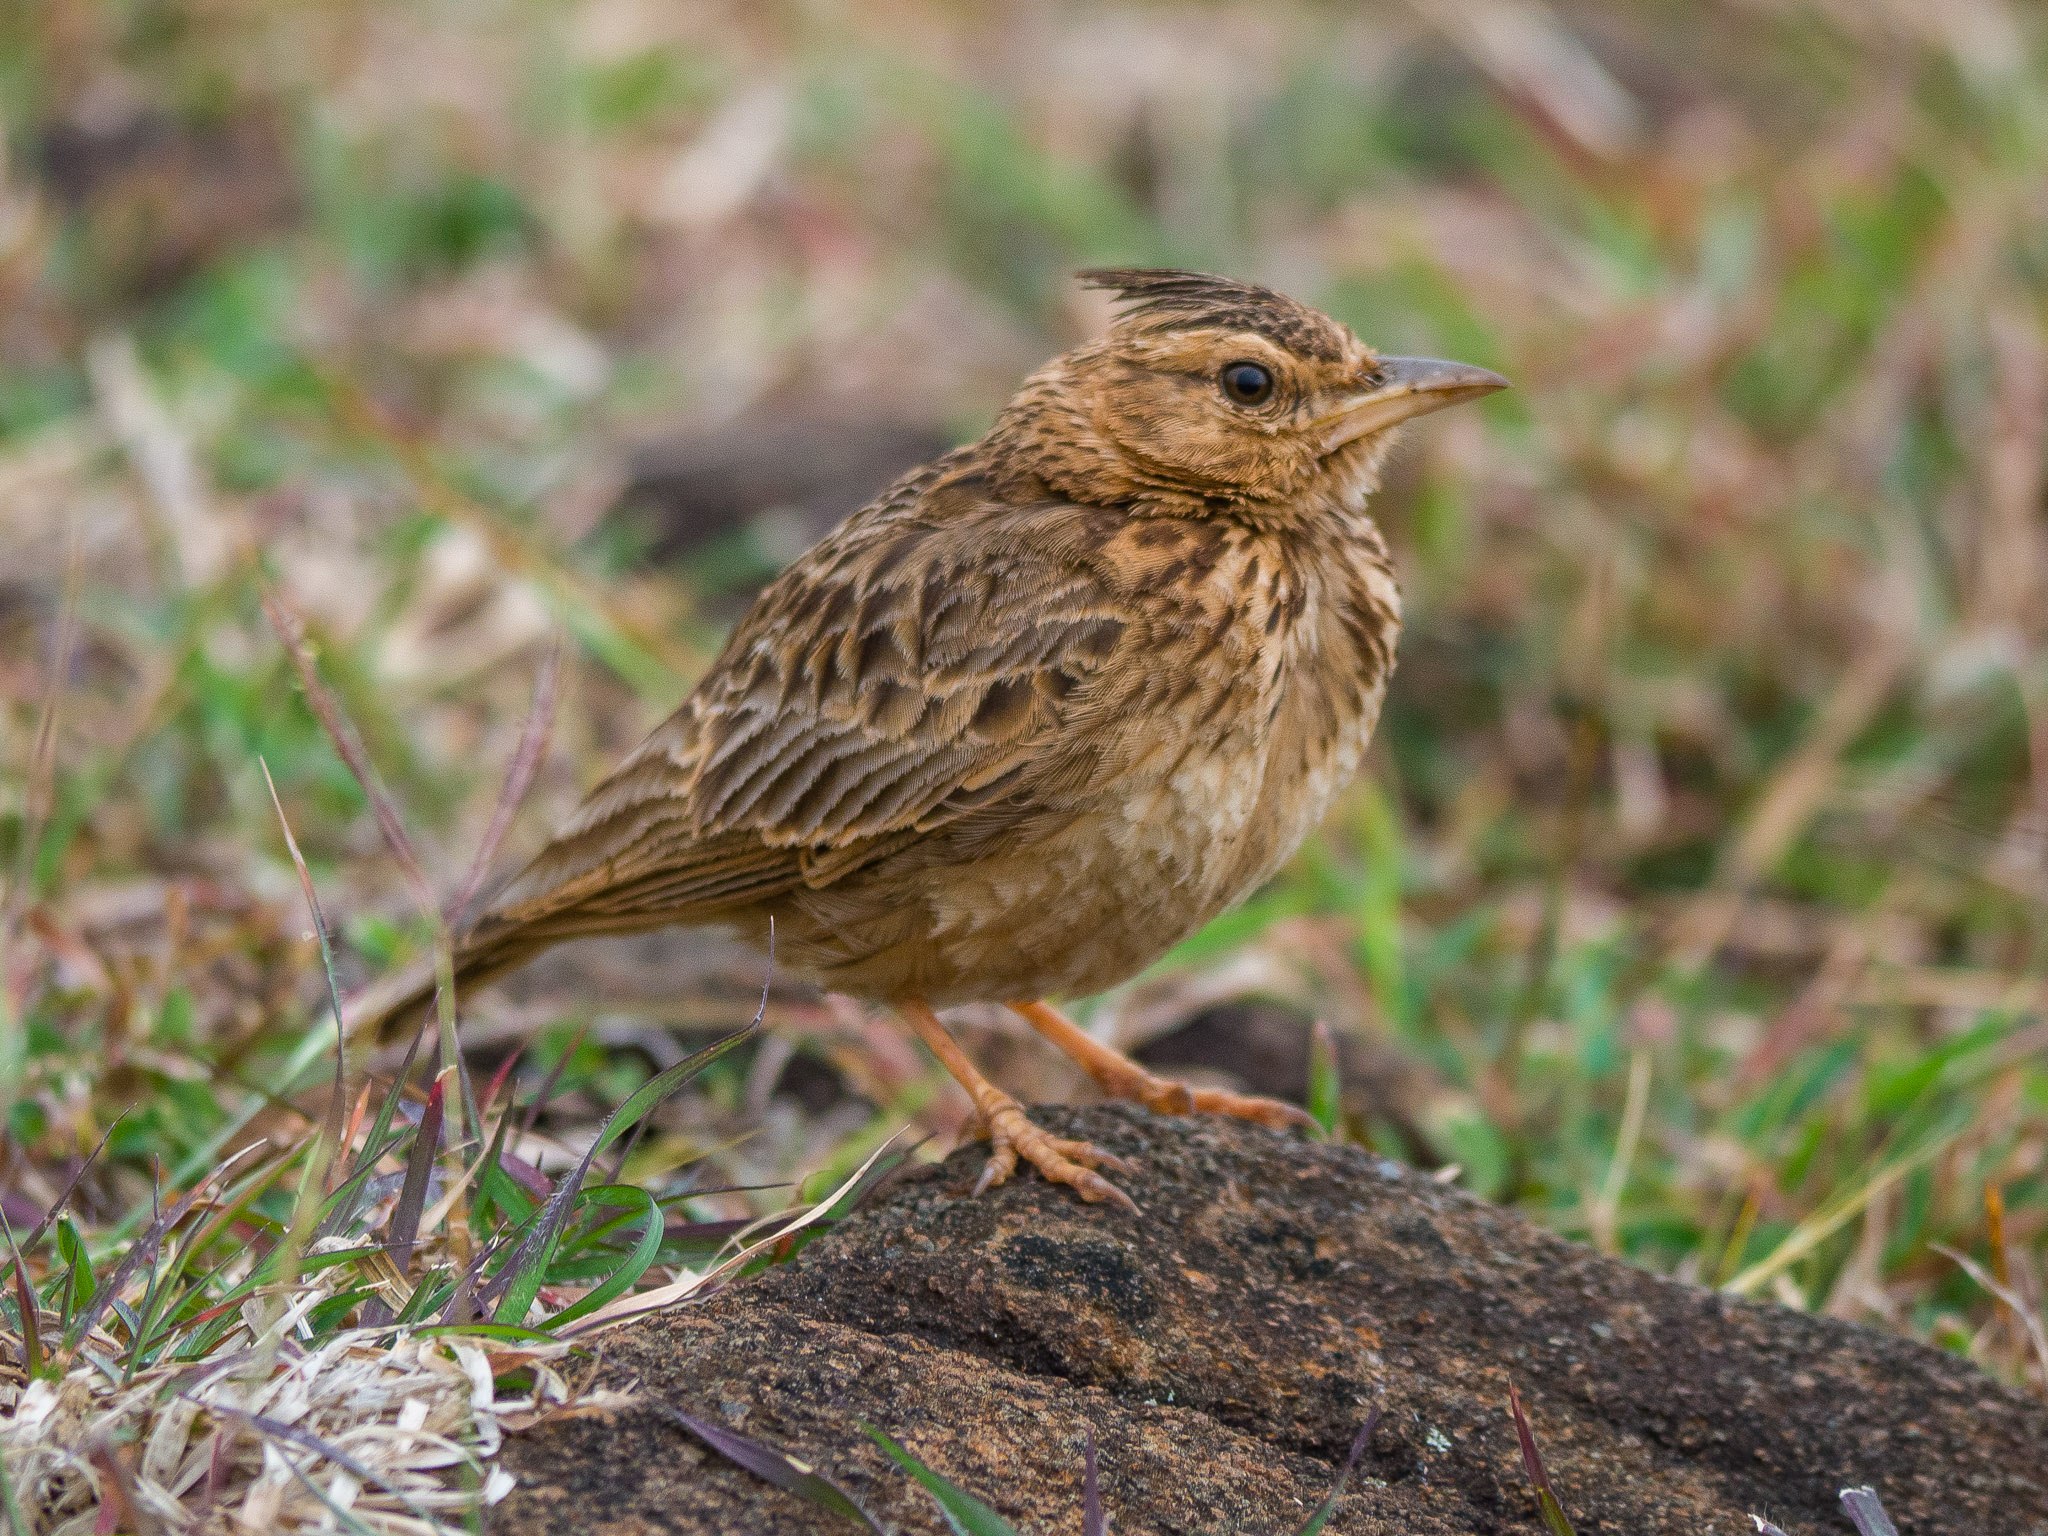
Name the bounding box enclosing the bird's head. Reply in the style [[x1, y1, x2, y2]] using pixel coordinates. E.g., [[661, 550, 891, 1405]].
[[988, 268, 1505, 522]]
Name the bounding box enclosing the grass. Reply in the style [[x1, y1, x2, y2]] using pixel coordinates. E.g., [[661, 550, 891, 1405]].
[[4, 0, 2048, 1529]]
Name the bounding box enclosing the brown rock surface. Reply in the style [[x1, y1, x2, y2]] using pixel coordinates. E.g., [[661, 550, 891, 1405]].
[[496, 1107, 2048, 1535]]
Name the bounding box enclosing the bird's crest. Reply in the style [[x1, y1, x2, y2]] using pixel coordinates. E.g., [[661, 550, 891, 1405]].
[[1079, 267, 1351, 362]]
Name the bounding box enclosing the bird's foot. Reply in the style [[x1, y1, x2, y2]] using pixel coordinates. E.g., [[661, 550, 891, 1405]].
[[966, 1096, 1140, 1213], [1005, 1001, 1315, 1134], [1086, 1059, 1317, 1133], [1180, 1082, 1320, 1133]]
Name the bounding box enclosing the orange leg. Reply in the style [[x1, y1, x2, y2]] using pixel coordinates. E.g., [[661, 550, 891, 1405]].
[[1009, 999, 1316, 1133], [896, 998, 1138, 1212]]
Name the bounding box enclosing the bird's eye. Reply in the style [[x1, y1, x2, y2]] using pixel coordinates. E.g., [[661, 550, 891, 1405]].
[[1219, 360, 1274, 406]]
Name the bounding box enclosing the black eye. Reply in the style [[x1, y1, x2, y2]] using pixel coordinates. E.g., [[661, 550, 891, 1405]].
[[1219, 360, 1274, 406]]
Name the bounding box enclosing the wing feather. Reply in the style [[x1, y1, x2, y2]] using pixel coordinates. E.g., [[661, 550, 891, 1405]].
[[473, 465, 1137, 938]]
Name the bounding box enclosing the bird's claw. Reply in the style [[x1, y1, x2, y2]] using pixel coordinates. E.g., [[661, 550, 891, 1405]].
[[1095, 1064, 1314, 1134], [1183, 1085, 1320, 1133], [968, 1097, 1139, 1213]]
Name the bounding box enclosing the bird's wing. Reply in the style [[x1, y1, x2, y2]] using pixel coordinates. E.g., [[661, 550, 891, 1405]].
[[475, 468, 1143, 936]]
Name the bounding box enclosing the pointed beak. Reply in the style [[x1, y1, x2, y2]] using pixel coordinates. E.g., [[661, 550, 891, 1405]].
[[1320, 356, 1508, 452]]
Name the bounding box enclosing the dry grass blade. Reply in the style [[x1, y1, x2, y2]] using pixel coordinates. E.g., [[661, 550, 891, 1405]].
[[514, 1021, 587, 1148], [559, 1130, 905, 1335], [1933, 1243, 2048, 1393], [0, 1118, 119, 1283], [448, 635, 562, 929], [1723, 1129, 1958, 1299], [1412, 0, 1642, 161], [1668, 638, 1909, 968], [319, 1021, 433, 1245], [260, 581, 434, 913], [323, 372, 698, 685], [1082, 1430, 1105, 1536], [262, 579, 479, 1141], [1588, 1048, 1651, 1254], [198, 1398, 458, 1531], [2, 527, 78, 927], [388, 1074, 448, 1276], [8, 1323, 545, 1534], [260, 758, 350, 1169], [83, 1441, 159, 1536], [657, 1404, 886, 1533], [1986, 1184, 2012, 1288], [86, 331, 232, 586], [1839, 1487, 1900, 1536], [5, 1223, 40, 1376]]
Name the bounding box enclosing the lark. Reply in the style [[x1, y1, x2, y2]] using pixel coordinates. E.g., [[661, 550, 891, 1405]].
[[359, 270, 1504, 1209]]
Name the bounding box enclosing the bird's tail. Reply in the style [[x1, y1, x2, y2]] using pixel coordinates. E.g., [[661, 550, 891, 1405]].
[[343, 918, 550, 1047]]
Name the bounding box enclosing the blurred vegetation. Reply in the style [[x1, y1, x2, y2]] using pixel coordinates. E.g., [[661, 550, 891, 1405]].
[[3, 0, 2048, 1527]]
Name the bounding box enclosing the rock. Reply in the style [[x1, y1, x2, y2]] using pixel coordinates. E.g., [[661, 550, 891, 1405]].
[[496, 1107, 2048, 1535]]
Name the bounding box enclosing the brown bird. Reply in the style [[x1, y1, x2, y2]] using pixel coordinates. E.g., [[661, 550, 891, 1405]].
[[358, 269, 1504, 1209]]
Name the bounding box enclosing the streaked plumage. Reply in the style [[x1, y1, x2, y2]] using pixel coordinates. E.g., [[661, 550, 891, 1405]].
[[358, 269, 1505, 1207]]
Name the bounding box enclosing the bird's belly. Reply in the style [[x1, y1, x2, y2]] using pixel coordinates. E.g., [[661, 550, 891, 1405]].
[[916, 782, 1247, 1003], [784, 631, 1390, 1006], [772, 746, 1243, 1004], [796, 717, 1361, 1005]]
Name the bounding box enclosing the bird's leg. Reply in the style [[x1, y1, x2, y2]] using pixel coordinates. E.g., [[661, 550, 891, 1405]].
[[896, 998, 1138, 1212], [1009, 999, 1316, 1133]]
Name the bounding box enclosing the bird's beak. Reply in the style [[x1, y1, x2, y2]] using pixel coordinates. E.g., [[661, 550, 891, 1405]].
[[1320, 356, 1508, 452]]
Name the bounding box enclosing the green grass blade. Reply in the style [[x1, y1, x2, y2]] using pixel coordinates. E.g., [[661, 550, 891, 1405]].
[[1294, 1409, 1379, 1536], [491, 1020, 756, 1325], [1307, 1019, 1341, 1138], [61, 1156, 244, 1356], [862, 1423, 1026, 1536], [319, 1022, 434, 1241], [54, 1219, 95, 1323], [541, 1185, 663, 1329]]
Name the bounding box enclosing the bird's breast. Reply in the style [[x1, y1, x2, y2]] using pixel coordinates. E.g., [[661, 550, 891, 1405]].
[[787, 513, 1403, 1005], [1103, 519, 1402, 919]]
